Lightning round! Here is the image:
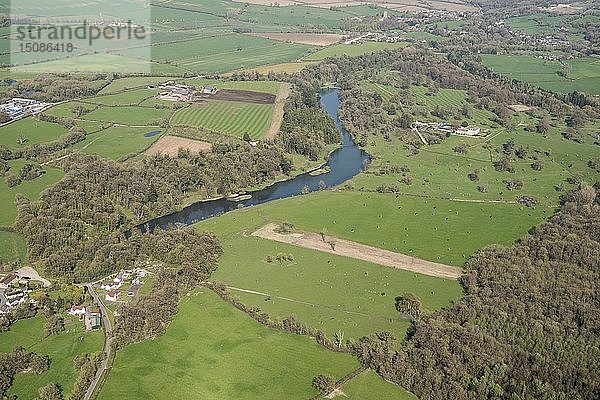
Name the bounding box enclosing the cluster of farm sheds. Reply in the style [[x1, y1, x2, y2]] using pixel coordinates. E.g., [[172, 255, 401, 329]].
[[0, 98, 51, 122], [151, 81, 217, 102], [413, 121, 485, 137], [0, 272, 35, 315]]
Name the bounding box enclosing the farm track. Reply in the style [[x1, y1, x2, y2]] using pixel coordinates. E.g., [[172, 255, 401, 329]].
[[252, 223, 462, 279], [265, 83, 291, 139], [227, 286, 373, 317]]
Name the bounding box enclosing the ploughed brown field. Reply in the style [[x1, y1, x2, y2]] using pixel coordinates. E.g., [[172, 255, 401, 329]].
[[247, 32, 344, 46], [144, 135, 212, 157], [197, 89, 276, 104]]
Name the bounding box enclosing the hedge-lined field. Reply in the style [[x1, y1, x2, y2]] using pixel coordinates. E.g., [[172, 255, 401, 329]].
[[0, 315, 104, 399], [118, 34, 312, 74], [481, 54, 600, 95], [101, 290, 359, 400], [0, 118, 69, 149], [74, 127, 162, 160], [305, 42, 408, 61]]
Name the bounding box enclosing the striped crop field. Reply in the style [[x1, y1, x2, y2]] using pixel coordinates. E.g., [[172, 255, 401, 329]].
[[172, 101, 274, 139]]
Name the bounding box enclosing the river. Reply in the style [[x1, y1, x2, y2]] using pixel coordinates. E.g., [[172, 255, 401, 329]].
[[135, 88, 370, 233]]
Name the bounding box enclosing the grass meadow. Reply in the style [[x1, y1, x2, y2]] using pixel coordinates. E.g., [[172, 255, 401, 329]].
[[73, 127, 162, 159], [0, 118, 69, 149], [85, 89, 157, 106], [98, 77, 178, 94], [0, 160, 64, 226], [481, 54, 600, 95], [117, 34, 312, 74], [80, 106, 172, 126], [0, 231, 27, 262], [305, 42, 408, 61], [172, 101, 274, 139], [357, 111, 598, 208], [194, 189, 539, 340], [0, 315, 104, 399], [101, 289, 359, 400], [342, 369, 417, 399]]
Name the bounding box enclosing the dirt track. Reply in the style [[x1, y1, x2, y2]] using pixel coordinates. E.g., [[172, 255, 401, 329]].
[[265, 83, 291, 140], [252, 223, 462, 279]]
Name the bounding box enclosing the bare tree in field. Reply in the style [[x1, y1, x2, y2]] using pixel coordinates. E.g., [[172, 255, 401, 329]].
[[335, 330, 344, 348], [320, 227, 327, 242], [328, 240, 336, 251]]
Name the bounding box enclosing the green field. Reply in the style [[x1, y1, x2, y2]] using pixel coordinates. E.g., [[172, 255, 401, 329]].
[[11, 53, 179, 74], [44, 101, 95, 119], [505, 13, 599, 37], [0, 315, 104, 399], [0, 231, 27, 261], [117, 34, 312, 74], [202, 189, 543, 266], [411, 86, 498, 122], [203, 212, 461, 340], [99, 77, 178, 94], [0, 159, 65, 226], [73, 127, 162, 159], [481, 54, 600, 95], [342, 369, 417, 399], [356, 109, 598, 209], [305, 42, 408, 61], [80, 106, 172, 126], [193, 188, 543, 341], [101, 289, 359, 400], [172, 101, 274, 139], [0, 118, 69, 149], [86, 89, 157, 106]]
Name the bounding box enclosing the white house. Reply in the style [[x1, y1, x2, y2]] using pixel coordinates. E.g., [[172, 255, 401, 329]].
[[69, 305, 87, 317], [105, 290, 120, 302]]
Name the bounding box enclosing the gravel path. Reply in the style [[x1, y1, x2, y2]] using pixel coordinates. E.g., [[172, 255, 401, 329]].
[[252, 223, 462, 279]]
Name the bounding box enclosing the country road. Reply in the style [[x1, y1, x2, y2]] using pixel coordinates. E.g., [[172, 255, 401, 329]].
[[84, 284, 113, 400]]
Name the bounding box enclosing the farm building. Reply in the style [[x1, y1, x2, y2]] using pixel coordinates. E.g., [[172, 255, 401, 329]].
[[0, 273, 18, 289], [201, 85, 217, 94], [455, 125, 482, 136]]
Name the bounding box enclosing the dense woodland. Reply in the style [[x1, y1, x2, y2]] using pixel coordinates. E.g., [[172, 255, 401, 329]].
[[353, 185, 600, 400], [112, 229, 222, 347], [12, 143, 282, 281], [0, 75, 109, 103]]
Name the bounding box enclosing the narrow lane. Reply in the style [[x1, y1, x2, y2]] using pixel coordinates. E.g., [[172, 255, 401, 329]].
[[84, 284, 113, 400]]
